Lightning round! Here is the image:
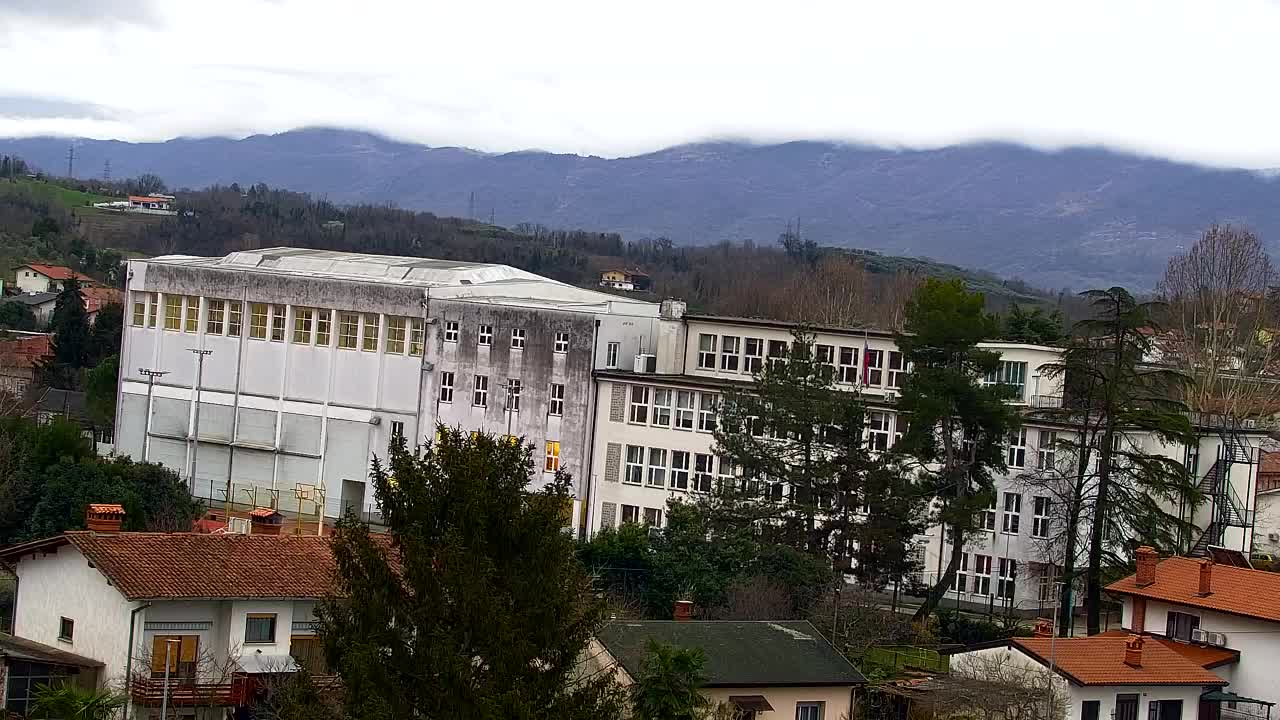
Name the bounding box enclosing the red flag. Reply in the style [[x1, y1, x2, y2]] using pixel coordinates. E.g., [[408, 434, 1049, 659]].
[[862, 338, 870, 386]]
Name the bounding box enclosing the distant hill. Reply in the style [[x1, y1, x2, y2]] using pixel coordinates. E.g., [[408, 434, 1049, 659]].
[[4, 129, 1278, 290]]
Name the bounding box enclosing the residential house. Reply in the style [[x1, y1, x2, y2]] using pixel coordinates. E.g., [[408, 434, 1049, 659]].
[[1105, 546, 1280, 713], [589, 611, 864, 719], [0, 332, 51, 397], [0, 505, 333, 720], [128, 195, 175, 212], [14, 264, 95, 295], [1251, 451, 1280, 557], [7, 285, 119, 327], [0, 633, 104, 716], [29, 388, 114, 454], [599, 268, 650, 292]]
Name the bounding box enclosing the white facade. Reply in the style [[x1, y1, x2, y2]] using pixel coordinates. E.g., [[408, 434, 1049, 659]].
[[115, 248, 661, 527]]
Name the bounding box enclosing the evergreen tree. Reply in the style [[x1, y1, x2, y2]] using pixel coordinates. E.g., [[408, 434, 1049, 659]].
[[997, 303, 1065, 344], [895, 279, 1020, 619], [317, 428, 625, 720], [46, 278, 91, 381], [0, 301, 37, 331], [630, 641, 712, 720], [88, 303, 123, 364]]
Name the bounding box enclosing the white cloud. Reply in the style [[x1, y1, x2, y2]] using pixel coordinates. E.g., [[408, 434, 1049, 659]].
[[1, 0, 1278, 167]]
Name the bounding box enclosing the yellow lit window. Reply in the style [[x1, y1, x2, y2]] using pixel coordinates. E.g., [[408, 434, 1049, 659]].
[[227, 302, 242, 337], [294, 307, 314, 344], [270, 305, 286, 342], [184, 296, 199, 332], [131, 295, 145, 326], [316, 310, 332, 346], [338, 313, 358, 349], [545, 441, 561, 472], [386, 317, 406, 354], [249, 303, 268, 339], [147, 292, 158, 327], [164, 295, 182, 331], [206, 299, 225, 335], [362, 314, 380, 352], [409, 318, 424, 356]]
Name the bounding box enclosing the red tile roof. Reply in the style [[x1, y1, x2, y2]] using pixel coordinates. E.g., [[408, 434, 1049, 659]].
[[1261, 451, 1280, 477], [87, 503, 125, 515], [0, 334, 52, 369], [82, 286, 121, 314], [1012, 636, 1227, 686], [21, 264, 93, 282], [1093, 630, 1239, 669], [1107, 555, 1280, 623]]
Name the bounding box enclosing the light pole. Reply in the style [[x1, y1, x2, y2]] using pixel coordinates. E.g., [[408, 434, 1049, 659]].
[[138, 369, 169, 461], [159, 637, 180, 720], [188, 349, 213, 497]]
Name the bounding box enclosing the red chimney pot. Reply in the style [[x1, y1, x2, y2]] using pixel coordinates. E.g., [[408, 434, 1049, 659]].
[[1135, 546, 1158, 587], [1198, 559, 1213, 597], [1123, 634, 1144, 668], [85, 503, 125, 533], [673, 600, 693, 622]]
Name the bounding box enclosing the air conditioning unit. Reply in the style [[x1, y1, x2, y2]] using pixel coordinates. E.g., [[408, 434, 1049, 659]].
[[884, 390, 898, 401], [226, 517, 250, 535], [633, 354, 656, 373], [1191, 629, 1228, 647]]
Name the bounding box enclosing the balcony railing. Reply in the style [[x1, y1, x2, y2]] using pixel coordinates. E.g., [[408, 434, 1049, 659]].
[[1029, 395, 1063, 409], [128, 677, 250, 707]]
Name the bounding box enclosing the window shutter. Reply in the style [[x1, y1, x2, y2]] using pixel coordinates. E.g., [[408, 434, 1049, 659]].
[[609, 384, 626, 422], [600, 502, 617, 529], [604, 443, 622, 483]]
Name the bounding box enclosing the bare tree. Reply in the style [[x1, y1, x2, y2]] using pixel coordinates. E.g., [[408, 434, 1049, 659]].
[[949, 650, 1068, 720], [1158, 224, 1280, 423]]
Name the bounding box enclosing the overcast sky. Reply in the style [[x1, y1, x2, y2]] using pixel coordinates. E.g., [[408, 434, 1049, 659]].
[[2, 0, 1279, 167]]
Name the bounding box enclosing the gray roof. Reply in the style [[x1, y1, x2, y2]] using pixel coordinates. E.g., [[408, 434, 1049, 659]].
[[596, 620, 865, 687], [8, 292, 57, 307], [0, 633, 102, 668]]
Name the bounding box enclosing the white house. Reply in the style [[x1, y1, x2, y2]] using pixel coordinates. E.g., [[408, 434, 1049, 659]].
[[0, 505, 334, 720], [13, 263, 95, 295]]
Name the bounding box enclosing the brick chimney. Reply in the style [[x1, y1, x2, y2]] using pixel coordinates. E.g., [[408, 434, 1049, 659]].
[[1132, 597, 1147, 634], [1198, 559, 1214, 597], [1135, 546, 1158, 587], [1033, 618, 1053, 637], [1123, 634, 1144, 668], [249, 508, 284, 536], [673, 600, 694, 622], [86, 504, 125, 533]]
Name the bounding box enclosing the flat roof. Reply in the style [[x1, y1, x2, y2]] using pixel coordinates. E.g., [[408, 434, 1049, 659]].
[[142, 248, 659, 316]]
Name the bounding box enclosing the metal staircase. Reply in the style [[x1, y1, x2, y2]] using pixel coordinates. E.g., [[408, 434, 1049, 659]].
[[1188, 420, 1256, 557]]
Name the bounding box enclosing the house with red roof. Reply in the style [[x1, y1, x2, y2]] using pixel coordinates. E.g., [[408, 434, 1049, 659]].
[[13, 264, 95, 295], [0, 332, 51, 397], [0, 505, 334, 718]]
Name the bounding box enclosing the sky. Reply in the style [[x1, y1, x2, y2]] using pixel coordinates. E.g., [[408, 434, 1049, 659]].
[[2, 0, 1280, 168]]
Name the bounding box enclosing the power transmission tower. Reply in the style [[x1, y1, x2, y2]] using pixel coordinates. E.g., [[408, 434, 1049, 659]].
[[103, 159, 111, 182], [468, 191, 475, 220], [66, 144, 74, 178]]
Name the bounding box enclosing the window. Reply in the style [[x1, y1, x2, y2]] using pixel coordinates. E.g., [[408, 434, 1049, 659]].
[[888, 351, 906, 388], [816, 343, 835, 374], [511, 328, 526, 349], [6, 661, 69, 716], [646, 448, 668, 488], [1037, 430, 1057, 470], [506, 378, 521, 412], [652, 389, 673, 427], [1114, 695, 1139, 720], [549, 383, 565, 416], [894, 416, 908, 447], [362, 314, 379, 351], [674, 391, 695, 430], [390, 420, 404, 442], [473, 375, 489, 407], [1007, 428, 1027, 468], [545, 441, 561, 472], [315, 309, 330, 346], [838, 346, 859, 384], [717, 456, 738, 491], [1033, 496, 1051, 537], [796, 702, 824, 720], [478, 324, 493, 346], [743, 338, 764, 373], [868, 412, 891, 452], [698, 393, 718, 432], [338, 313, 358, 349], [184, 296, 199, 332], [720, 336, 740, 371], [444, 320, 459, 343], [767, 339, 788, 369], [864, 348, 883, 385], [698, 334, 717, 369], [439, 372, 454, 403], [606, 341, 620, 368], [998, 489, 1018, 530], [982, 496, 997, 531], [132, 294, 145, 326], [1149, 700, 1183, 720], [250, 303, 268, 339], [694, 454, 714, 492], [998, 558, 1016, 600], [270, 304, 286, 341], [554, 331, 569, 353], [1081, 701, 1100, 720], [972, 554, 992, 595], [245, 613, 277, 643], [666, 450, 691, 490], [629, 386, 650, 423], [1166, 611, 1200, 642], [624, 445, 644, 485], [204, 299, 225, 335], [621, 504, 640, 524], [377, 316, 403, 354], [165, 295, 182, 331], [227, 301, 242, 337], [953, 553, 969, 592], [409, 318, 424, 356], [643, 507, 663, 526], [984, 360, 1028, 400], [58, 617, 73, 642], [293, 307, 313, 344]]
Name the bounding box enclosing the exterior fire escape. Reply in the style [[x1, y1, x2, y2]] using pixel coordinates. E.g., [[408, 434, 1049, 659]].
[[1188, 416, 1257, 557]]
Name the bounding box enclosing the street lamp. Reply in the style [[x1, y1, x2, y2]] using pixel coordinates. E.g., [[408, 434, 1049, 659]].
[[138, 369, 169, 462], [159, 637, 181, 720]]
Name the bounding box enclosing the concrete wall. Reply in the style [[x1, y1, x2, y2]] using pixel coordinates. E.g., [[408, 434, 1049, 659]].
[[703, 685, 855, 720]]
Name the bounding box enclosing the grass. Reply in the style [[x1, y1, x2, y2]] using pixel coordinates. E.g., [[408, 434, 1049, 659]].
[[863, 646, 950, 675], [0, 177, 117, 208]]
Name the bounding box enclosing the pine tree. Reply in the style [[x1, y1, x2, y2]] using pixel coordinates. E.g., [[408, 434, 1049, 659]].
[[41, 278, 92, 388]]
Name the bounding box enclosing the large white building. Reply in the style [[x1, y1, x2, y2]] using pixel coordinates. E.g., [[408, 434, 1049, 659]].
[[116, 248, 663, 529]]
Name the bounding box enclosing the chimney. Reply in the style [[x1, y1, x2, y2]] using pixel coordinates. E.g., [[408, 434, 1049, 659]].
[[1198, 559, 1214, 597], [1135, 546, 1158, 587], [249, 508, 283, 536], [86, 503, 125, 533], [1123, 634, 1144, 668], [673, 600, 694, 622], [1033, 618, 1053, 638], [1132, 597, 1146, 634]]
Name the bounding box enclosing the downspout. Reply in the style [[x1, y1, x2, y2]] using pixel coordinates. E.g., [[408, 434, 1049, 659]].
[[580, 319, 602, 540], [121, 601, 152, 720]]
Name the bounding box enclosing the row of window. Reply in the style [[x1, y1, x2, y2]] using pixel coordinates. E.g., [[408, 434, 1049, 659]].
[[437, 373, 567, 416], [441, 320, 571, 354], [623, 445, 734, 491], [628, 386, 719, 432], [978, 492, 1053, 538], [694, 334, 907, 388], [951, 553, 1018, 600]]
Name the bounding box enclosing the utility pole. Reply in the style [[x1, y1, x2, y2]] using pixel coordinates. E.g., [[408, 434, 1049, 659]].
[[139, 369, 169, 461], [188, 349, 213, 498], [66, 144, 74, 178], [159, 637, 180, 720]]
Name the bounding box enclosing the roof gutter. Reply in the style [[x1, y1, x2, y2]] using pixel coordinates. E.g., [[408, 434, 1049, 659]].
[[121, 601, 152, 720]]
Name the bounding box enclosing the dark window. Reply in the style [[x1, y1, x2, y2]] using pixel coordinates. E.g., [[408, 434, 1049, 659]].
[[1149, 700, 1182, 720], [1166, 611, 1200, 642], [245, 614, 277, 643], [1081, 701, 1100, 720], [57, 617, 73, 642], [6, 661, 68, 716], [1115, 694, 1140, 720]]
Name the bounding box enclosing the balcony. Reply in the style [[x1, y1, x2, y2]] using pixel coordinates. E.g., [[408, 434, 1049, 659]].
[[128, 676, 250, 707], [1029, 395, 1063, 409]]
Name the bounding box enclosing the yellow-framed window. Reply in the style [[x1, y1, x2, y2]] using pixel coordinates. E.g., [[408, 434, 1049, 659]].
[[131, 294, 145, 326], [206, 299, 225, 335], [409, 318, 424, 356], [545, 441, 561, 472], [338, 313, 359, 349], [227, 302, 242, 337], [362, 314, 380, 352], [184, 296, 199, 332], [316, 310, 332, 346], [386, 317, 406, 354], [164, 295, 182, 331], [270, 305, 286, 342], [249, 303, 268, 339], [294, 307, 314, 344]]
